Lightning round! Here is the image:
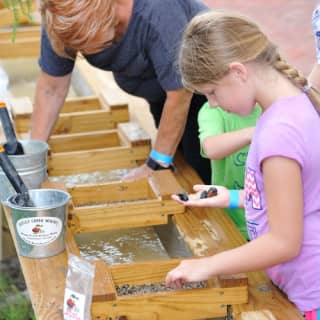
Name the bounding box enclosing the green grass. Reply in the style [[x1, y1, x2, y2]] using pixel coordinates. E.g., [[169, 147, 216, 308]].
[[0, 273, 35, 320]]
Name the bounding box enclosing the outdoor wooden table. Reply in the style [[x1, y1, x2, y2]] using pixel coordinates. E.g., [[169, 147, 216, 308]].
[[2, 154, 304, 320]]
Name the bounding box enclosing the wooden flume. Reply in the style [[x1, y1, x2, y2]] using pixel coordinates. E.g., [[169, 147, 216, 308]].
[[0, 21, 304, 319]]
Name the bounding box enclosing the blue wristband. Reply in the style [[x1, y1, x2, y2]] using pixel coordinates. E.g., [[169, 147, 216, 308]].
[[229, 189, 239, 209], [150, 149, 173, 165]]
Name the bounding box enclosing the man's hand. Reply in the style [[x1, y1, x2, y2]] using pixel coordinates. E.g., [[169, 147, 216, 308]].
[[122, 163, 153, 181]]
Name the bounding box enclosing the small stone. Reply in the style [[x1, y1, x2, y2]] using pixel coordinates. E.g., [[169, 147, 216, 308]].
[[177, 192, 189, 201], [200, 190, 208, 199], [207, 187, 218, 197]]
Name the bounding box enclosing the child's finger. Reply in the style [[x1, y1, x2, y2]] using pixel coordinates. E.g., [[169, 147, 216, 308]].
[[171, 194, 185, 203]]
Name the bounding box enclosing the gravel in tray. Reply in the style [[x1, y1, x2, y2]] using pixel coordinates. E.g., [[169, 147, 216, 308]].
[[116, 281, 207, 296]]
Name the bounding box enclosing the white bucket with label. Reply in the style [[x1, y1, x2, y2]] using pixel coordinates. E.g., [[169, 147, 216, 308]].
[[5, 189, 70, 258]]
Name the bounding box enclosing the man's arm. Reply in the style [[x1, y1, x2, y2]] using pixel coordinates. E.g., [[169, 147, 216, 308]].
[[153, 88, 193, 157], [30, 71, 72, 141], [123, 87, 192, 180]]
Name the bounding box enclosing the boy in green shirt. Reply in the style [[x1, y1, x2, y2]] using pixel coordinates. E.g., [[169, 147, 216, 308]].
[[198, 102, 261, 239]]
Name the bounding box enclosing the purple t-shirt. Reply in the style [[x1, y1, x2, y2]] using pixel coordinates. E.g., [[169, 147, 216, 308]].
[[244, 93, 320, 312]]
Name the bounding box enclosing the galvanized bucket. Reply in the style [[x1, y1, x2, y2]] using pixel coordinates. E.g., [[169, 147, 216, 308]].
[[0, 140, 48, 202], [5, 189, 70, 258]]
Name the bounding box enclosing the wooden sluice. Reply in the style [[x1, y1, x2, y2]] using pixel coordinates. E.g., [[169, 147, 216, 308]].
[[2, 153, 304, 319], [1, 17, 304, 320]]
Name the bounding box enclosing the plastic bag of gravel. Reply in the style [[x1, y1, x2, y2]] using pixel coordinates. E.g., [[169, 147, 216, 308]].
[[63, 253, 95, 320]]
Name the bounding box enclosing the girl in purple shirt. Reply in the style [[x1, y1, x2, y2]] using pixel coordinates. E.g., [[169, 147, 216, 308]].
[[165, 10, 320, 316]]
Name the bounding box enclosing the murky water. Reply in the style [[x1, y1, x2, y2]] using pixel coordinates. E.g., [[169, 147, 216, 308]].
[[75, 216, 192, 264], [75, 226, 170, 264]]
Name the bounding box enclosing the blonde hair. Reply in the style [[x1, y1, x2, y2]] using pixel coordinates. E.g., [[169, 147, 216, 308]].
[[41, 0, 116, 59], [179, 10, 320, 110]]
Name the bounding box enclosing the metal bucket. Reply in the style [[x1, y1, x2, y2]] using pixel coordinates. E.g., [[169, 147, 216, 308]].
[[5, 189, 70, 258], [0, 140, 48, 202]]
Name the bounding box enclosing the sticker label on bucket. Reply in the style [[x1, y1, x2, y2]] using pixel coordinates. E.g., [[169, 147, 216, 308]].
[[16, 217, 63, 246]]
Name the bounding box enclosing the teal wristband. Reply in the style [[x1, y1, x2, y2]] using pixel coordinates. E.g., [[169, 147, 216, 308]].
[[150, 149, 173, 165], [229, 190, 239, 209]]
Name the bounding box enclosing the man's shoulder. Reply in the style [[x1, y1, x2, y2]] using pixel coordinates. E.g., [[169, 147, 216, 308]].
[[135, 0, 207, 22]]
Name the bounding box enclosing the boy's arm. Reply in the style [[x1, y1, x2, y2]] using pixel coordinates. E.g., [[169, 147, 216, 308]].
[[202, 127, 254, 160]]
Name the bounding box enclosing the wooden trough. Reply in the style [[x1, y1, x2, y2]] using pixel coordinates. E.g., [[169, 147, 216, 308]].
[[11, 95, 129, 135], [9, 95, 151, 175], [43, 171, 249, 320], [66, 170, 185, 232], [47, 121, 151, 176], [1, 21, 304, 319], [88, 259, 247, 320], [0, 26, 40, 59]]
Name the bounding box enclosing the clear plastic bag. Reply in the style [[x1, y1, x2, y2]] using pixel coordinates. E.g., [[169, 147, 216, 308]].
[[63, 253, 95, 320]]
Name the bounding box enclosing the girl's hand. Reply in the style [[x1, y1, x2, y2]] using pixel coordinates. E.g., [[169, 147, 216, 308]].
[[172, 184, 231, 208], [165, 257, 214, 288]]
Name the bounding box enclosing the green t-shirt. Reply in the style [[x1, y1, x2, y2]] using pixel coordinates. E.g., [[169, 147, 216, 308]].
[[198, 103, 261, 239]]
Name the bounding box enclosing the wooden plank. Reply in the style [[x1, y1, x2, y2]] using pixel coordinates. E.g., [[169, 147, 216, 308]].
[[69, 178, 153, 206], [61, 96, 101, 113], [92, 286, 247, 320], [72, 210, 168, 233], [219, 274, 248, 288], [49, 130, 121, 153], [109, 104, 129, 123], [149, 170, 185, 200], [65, 228, 81, 256], [14, 106, 129, 134], [52, 109, 120, 134], [0, 38, 40, 58], [118, 122, 151, 147], [48, 145, 150, 176], [11, 94, 100, 118], [91, 260, 117, 302], [70, 199, 183, 232], [0, 26, 40, 40]]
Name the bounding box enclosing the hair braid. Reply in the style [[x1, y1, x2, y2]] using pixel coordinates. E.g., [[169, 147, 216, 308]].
[[272, 54, 320, 112], [272, 54, 308, 88]]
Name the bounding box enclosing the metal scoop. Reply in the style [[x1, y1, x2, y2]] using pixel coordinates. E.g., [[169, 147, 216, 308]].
[[0, 102, 24, 155], [0, 145, 34, 207]]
